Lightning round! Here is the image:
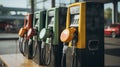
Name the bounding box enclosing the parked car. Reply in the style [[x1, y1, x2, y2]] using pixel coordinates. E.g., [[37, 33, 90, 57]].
[[104, 24, 120, 38]]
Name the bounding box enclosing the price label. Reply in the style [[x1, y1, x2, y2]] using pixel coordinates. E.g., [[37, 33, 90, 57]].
[[49, 11, 54, 16], [70, 6, 80, 14], [36, 13, 39, 18]]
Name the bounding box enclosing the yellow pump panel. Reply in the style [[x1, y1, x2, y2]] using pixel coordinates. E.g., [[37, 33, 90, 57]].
[[66, 2, 86, 49]]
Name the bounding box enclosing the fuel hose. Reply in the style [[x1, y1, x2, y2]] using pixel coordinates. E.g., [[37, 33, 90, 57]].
[[28, 38, 38, 58], [31, 37, 46, 65], [61, 43, 68, 67], [61, 37, 78, 67], [40, 38, 52, 66], [32, 25, 39, 58], [61, 43, 77, 67], [19, 36, 27, 56], [71, 35, 78, 67], [71, 40, 77, 67]]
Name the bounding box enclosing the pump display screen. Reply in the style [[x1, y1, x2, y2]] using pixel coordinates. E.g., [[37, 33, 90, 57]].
[[70, 6, 80, 15], [49, 11, 54, 16], [36, 13, 39, 18], [48, 11, 55, 26], [70, 6, 80, 27]]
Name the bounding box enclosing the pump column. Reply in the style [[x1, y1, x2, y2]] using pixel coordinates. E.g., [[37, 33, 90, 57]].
[[112, 1, 118, 24]]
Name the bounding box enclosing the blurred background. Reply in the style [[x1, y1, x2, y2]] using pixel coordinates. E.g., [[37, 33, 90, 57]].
[[0, 0, 120, 33], [0, 0, 120, 67]]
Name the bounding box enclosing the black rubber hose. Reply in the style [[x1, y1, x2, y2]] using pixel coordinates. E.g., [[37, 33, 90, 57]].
[[19, 37, 26, 56], [31, 40, 38, 58], [61, 44, 68, 67], [19, 37, 23, 53], [61, 53, 66, 67], [71, 53, 77, 67], [42, 44, 51, 66], [71, 39, 78, 67], [40, 41, 52, 66]]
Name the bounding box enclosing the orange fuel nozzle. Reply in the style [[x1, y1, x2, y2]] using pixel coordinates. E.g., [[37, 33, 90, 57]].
[[60, 27, 76, 43], [18, 14, 32, 37], [18, 27, 27, 37]]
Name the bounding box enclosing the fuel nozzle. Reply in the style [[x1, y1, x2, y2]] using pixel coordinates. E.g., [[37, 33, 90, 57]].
[[39, 28, 53, 48], [39, 28, 53, 40], [60, 27, 77, 67], [60, 27, 76, 43], [18, 27, 27, 37], [26, 28, 36, 40], [60, 27, 77, 54]]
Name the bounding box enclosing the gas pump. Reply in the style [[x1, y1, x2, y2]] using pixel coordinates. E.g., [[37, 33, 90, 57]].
[[39, 7, 67, 67], [60, 2, 104, 67], [18, 14, 33, 59], [27, 10, 46, 65]]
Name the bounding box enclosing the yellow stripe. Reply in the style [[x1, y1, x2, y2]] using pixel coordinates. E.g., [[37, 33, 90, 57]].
[[77, 3, 86, 49]]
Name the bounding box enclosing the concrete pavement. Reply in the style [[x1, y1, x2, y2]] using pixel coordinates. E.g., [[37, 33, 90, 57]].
[[105, 37, 120, 67], [0, 33, 19, 55], [0, 33, 120, 67], [0, 40, 20, 55]]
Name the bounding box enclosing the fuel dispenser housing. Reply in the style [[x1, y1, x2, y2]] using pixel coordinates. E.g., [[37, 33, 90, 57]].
[[78, 2, 104, 67], [39, 7, 67, 67], [32, 10, 46, 65], [60, 2, 104, 67]]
